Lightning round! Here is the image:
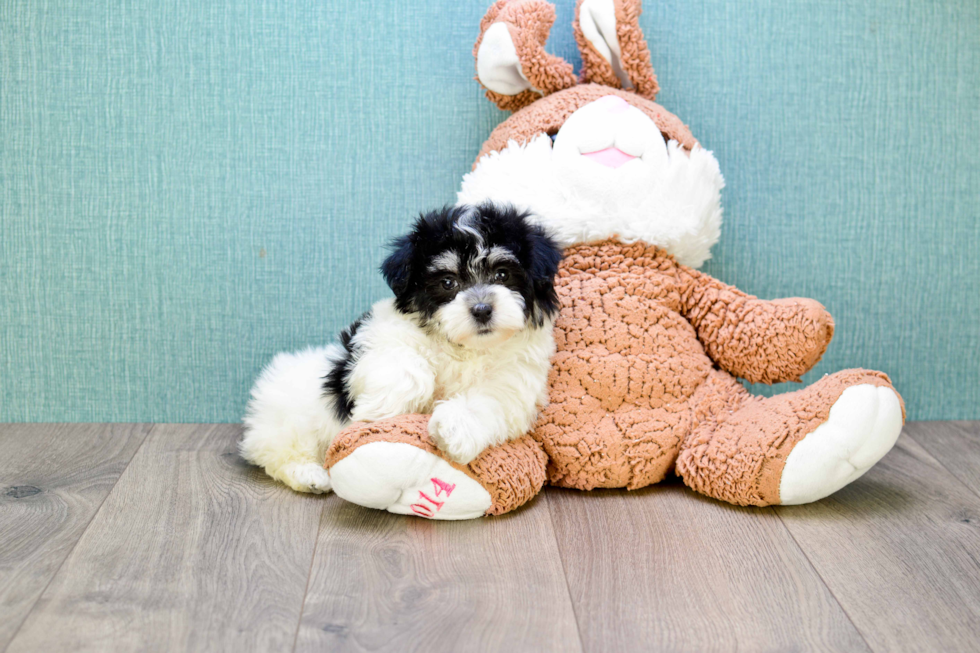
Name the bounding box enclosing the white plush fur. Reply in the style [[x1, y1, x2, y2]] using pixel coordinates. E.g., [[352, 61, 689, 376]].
[[240, 298, 555, 492], [458, 98, 725, 268]]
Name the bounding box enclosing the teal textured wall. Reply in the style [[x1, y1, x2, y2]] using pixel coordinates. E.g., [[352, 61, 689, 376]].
[[1, 1, 978, 422]]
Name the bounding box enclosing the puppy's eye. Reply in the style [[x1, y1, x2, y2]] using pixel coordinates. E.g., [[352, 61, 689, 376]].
[[493, 268, 510, 283], [441, 277, 458, 291]]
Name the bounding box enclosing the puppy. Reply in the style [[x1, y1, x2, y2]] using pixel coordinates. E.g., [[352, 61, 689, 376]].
[[240, 203, 563, 493]]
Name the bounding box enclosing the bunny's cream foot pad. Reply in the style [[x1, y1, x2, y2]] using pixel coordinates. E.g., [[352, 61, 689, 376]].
[[325, 414, 550, 518], [329, 441, 491, 520]]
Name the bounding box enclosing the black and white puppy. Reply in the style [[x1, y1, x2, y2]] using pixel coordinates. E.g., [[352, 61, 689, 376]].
[[240, 203, 563, 493]]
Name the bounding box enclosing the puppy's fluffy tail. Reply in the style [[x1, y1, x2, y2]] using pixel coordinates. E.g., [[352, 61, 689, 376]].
[[240, 346, 343, 493]]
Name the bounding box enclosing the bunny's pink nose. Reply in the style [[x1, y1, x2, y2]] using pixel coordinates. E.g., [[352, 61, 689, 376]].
[[593, 95, 630, 114], [581, 147, 636, 168]]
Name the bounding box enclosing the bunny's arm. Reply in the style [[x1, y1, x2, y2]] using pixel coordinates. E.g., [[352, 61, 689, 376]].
[[675, 265, 835, 385]]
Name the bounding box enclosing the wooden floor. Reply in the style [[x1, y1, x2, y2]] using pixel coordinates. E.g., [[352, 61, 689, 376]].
[[1, 423, 978, 652]]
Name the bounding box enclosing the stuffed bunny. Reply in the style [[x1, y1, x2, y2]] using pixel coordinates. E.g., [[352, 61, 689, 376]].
[[322, 0, 905, 519]]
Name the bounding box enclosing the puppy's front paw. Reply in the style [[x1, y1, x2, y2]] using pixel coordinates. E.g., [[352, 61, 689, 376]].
[[428, 403, 489, 465]]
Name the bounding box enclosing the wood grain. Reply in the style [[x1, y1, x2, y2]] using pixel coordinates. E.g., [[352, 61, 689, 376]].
[[5, 424, 324, 653], [4, 422, 980, 652], [296, 492, 583, 653], [547, 480, 868, 653], [0, 423, 151, 650], [904, 421, 980, 498], [776, 432, 980, 653]]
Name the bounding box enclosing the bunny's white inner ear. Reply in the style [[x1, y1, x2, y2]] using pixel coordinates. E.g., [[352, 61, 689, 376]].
[[579, 0, 633, 90], [477, 22, 533, 96]]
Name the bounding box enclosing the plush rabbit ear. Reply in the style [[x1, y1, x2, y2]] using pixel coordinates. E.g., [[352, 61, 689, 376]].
[[474, 0, 578, 112], [574, 0, 659, 101]]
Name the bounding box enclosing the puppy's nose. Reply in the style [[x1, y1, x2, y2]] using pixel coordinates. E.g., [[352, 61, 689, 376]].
[[470, 303, 493, 325]]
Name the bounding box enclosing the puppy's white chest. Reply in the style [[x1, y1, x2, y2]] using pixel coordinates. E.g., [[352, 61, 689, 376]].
[[428, 346, 494, 402]]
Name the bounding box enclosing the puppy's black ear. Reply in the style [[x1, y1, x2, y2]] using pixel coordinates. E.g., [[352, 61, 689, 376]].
[[381, 233, 415, 300], [527, 225, 563, 324]]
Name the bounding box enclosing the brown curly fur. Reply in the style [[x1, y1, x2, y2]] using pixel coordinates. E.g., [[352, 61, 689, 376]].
[[533, 241, 901, 500]]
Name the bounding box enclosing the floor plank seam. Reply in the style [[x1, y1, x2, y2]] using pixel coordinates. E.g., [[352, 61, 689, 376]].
[[544, 491, 588, 653], [1, 424, 156, 653], [904, 430, 980, 503], [770, 506, 875, 653], [290, 502, 327, 653]]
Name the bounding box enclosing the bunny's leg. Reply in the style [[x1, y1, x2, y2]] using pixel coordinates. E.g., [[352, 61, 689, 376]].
[[326, 415, 548, 519], [677, 369, 904, 506]]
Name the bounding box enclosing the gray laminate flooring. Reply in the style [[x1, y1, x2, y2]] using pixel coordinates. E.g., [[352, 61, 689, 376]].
[[1, 422, 978, 652]]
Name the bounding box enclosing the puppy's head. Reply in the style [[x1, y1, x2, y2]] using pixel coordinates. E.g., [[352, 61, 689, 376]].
[[381, 203, 563, 348]]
